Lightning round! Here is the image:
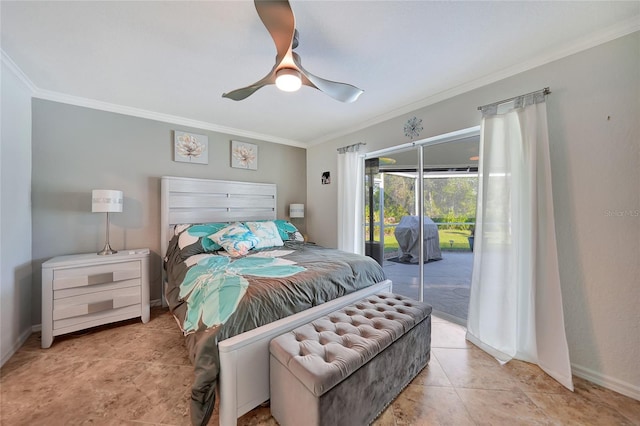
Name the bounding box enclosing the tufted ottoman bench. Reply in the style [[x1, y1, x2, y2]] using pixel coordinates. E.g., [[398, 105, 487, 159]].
[[269, 293, 432, 426]]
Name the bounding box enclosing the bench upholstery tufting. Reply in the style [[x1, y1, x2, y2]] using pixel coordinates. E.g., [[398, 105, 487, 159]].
[[270, 293, 432, 426]]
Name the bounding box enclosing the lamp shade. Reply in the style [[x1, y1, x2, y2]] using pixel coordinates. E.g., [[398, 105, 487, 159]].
[[92, 190, 123, 213], [289, 203, 304, 218]]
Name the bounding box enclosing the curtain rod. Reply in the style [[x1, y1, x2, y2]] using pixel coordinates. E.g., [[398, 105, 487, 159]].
[[477, 87, 550, 111], [337, 142, 366, 154]]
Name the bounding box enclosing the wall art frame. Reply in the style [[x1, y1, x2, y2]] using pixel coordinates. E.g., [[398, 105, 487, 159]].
[[231, 140, 258, 170], [174, 131, 208, 164]]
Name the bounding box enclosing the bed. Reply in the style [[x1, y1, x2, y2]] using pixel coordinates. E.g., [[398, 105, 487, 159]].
[[160, 176, 392, 426]]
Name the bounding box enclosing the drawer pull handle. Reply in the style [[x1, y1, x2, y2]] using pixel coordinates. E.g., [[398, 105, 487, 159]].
[[87, 272, 114, 286], [87, 300, 114, 314]]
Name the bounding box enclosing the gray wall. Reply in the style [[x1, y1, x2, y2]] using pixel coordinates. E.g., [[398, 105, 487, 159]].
[[31, 100, 307, 323], [307, 33, 640, 397], [1, 61, 33, 365]]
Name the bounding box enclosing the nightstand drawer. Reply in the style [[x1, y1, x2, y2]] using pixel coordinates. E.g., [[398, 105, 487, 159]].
[[53, 305, 142, 331], [53, 285, 142, 322], [54, 278, 141, 299], [53, 261, 141, 290]]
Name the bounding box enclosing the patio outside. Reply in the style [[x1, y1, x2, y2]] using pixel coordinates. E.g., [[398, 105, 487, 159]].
[[366, 171, 477, 323], [382, 250, 473, 323]]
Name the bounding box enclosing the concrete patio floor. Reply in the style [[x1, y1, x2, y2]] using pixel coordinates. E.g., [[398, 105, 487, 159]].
[[382, 251, 473, 323]]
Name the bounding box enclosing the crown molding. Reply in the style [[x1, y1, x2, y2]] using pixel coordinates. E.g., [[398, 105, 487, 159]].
[[31, 89, 306, 148], [1, 49, 305, 148], [307, 18, 640, 147], [5, 16, 638, 150], [1, 49, 38, 93]]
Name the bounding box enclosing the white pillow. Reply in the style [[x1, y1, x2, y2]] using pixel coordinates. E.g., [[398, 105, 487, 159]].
[[244, 221, 284, 249], [209, 222, 259, 257]]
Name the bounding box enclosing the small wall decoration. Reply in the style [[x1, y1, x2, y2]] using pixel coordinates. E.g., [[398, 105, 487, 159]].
[[404, 116, 423, 140], [174, 131, 208, 164], [231, 141, 258, 170], [321, 171, 331, 184]]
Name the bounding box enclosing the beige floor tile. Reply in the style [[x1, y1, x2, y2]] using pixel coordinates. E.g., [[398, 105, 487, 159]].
[[237, 404, 277, 425], [391, 384, 475, 425], [430, 320, 471, 349], [433, 347, 516, 391], [456, 387, 554, 425], [3, 308, 638, 426], [409, 354, 453, 388], [502, 359, 569, 394], [572, 377, 640, 423], [111, 362, 193, 423], [527, 391, 638, 425], [372, 403, 398, 426]]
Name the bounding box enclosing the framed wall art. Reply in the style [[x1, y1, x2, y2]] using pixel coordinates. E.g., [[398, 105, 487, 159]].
[[231, 140, 258, 170], [174, 131, 208, 164]]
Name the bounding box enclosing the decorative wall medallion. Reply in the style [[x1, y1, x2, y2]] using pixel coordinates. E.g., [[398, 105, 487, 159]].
[[404, 117, 423, 140]]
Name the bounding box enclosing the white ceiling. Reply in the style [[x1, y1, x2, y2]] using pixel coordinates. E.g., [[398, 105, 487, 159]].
[[1, 1, 638, 147]]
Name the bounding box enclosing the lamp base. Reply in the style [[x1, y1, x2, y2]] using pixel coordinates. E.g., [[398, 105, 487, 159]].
[[97, 243, 118, 256]]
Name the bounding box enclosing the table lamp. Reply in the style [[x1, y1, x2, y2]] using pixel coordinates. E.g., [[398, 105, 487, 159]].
[[92, 189, 123, 255], [289, 204, 304, 219]]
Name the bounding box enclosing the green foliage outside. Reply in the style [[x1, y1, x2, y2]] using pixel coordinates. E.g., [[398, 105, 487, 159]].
[[365, 173, 477, 253], [383, 229, 472, 253], [365, 174, 477, 231]]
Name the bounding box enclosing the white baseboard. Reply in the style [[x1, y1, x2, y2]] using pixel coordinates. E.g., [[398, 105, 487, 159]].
[[150, 298, 162, 307], [572, 363, 640, 401], [1, 327, 34, 367], [32, 324, 42, 332]]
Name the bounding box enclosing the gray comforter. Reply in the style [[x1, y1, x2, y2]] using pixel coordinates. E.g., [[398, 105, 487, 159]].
[[164, 237, 386, 425]]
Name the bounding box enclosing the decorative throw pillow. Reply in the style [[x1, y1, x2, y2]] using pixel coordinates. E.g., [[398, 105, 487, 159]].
[[273, 220, 305, 242], [244, 221, 284, 249], [209, 222, 259, 257], [177, 223, 228, 260]]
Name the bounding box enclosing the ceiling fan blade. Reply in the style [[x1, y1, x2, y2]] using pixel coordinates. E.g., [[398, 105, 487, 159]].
[[254, 0, 296, 65], [222, 67, 277, 101], [293, 53, 364, 103]]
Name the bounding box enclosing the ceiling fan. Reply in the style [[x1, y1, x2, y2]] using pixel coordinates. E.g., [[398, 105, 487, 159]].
[[222, 0, 363, 103]]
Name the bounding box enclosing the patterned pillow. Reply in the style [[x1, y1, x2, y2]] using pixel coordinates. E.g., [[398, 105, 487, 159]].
[[244, 221, 284, 249], [273, 220, 305, 242], [209, 222, 260, 257], [176, 223, 228, 260]]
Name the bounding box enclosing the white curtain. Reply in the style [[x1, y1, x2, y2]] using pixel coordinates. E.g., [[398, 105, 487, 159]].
[[337, 148, 364, 254], [466, 92, 574, 390]]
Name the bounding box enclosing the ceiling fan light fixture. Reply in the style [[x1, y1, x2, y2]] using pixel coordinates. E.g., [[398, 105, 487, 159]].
[[275, 68, 302, 92]]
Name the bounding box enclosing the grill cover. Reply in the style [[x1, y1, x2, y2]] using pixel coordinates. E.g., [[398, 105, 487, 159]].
[[394, 216, 442, 263]]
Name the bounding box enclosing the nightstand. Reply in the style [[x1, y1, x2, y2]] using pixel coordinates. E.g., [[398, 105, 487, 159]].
[[41, 249, 150, 348]]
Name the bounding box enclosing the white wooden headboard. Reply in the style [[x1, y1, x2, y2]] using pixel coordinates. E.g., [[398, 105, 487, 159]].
[[160, 176, 277, 260]]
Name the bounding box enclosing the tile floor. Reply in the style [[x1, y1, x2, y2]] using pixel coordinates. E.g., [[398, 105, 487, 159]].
[[1, 308, 639, 425]]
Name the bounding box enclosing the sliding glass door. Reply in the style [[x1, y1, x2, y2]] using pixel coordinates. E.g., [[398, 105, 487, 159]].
[[362, 127, 480, 322], [364, 148, 422, 301]]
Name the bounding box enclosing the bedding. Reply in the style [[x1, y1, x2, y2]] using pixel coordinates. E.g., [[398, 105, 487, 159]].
[[164, 227, 386, 426]]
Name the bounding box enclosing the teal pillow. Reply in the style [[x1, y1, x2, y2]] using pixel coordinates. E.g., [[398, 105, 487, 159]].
[[273, 220, 304, 242], [177, 223, 228, 259], [209, 222, 260, 257], [245, 221, 284, 249]]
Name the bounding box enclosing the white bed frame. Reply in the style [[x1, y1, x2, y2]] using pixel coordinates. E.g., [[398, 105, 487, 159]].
[[160, 176, 393, 426]]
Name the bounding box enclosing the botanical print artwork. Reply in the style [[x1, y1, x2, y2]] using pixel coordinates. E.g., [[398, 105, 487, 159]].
[[231, 141, 258, 170], [404, 116, 423, 140], [174, 131, 208, 164]]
